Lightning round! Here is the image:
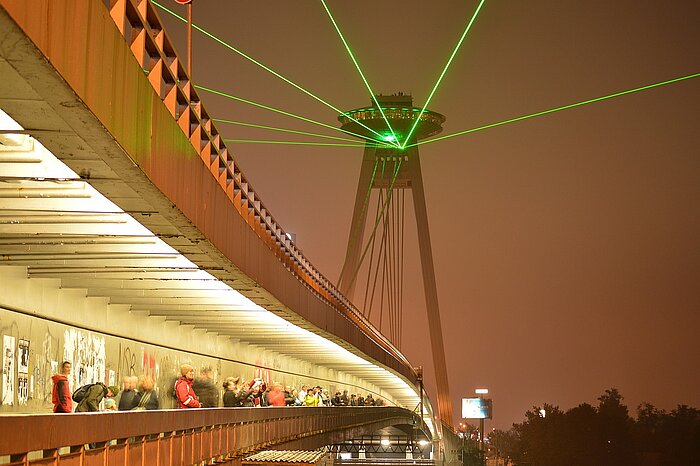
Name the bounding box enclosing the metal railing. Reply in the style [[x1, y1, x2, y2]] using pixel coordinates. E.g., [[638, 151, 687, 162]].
[[0, 407, 419, 466]]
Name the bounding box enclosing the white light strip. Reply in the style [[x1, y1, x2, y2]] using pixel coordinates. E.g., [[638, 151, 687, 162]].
[[1, 107, 433, 435]]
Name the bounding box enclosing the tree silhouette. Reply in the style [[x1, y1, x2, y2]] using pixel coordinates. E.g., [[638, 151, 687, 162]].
[[498, 388, 699, 466], [596, 388, 634, 465]]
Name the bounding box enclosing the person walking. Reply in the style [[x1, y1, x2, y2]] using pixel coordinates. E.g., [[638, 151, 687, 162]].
[[118, 376, 140, 411], [51, 361, 72, 413], [134, 376, 159, 410], [192, 367, 219, 407]]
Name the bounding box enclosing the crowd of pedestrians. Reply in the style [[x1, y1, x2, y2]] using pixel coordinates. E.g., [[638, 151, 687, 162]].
[[51, 361, 386, 413], [51, 360, 161, 413]]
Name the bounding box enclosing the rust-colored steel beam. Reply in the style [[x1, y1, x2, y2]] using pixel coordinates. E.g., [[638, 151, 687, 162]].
[[0, 407, 419, 466]]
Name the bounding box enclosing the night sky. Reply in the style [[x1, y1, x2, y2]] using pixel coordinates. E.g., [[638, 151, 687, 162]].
[[158, 0, 700, 429]]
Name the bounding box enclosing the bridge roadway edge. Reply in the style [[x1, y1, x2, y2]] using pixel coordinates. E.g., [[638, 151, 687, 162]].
[[0, 407, 420, 461], [0, 0, 416, 388]]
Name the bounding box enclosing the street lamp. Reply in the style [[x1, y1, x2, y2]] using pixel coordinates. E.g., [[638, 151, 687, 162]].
[[475, 388, 488, 452]]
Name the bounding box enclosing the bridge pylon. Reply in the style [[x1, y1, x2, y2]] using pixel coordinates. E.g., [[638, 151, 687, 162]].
[[337, 94, 453, 428]]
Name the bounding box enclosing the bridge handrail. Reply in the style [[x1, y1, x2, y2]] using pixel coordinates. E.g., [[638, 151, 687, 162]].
[[105, 0, 414, 377], [0, 407, 419, 464]]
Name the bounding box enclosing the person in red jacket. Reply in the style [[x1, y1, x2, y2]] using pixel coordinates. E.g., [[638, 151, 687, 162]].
[[267, 382, 286, 407], [175, 364, 201, 409], [51, 361, 72, 413]]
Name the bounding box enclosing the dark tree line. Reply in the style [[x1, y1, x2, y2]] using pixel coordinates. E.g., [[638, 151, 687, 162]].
[[488, 388, 700, 466]]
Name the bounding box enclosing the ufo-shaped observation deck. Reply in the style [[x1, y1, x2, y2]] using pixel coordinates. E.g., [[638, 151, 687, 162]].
[[339, 94, 445, 144]]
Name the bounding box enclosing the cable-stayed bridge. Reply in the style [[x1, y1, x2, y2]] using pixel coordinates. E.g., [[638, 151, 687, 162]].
[[0, 0, 457, 463]]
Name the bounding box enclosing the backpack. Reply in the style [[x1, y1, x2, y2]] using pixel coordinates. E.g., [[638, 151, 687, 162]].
[[72, 383, 96, 402], [171, 377, 181, 399]]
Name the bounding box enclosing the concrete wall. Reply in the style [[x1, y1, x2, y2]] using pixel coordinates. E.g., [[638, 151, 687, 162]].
[[0, 266, 393, 412]]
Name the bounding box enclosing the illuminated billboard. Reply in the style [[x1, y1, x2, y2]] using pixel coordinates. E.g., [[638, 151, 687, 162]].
[[462, 397, 493, 419]]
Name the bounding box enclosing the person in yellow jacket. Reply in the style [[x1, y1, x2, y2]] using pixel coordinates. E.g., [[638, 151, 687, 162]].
[[304, 386, 318, 406]]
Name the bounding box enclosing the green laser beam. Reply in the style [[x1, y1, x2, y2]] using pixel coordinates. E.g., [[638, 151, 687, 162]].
[[152, 0, 397, 147], [320, 0, 398, 143], [401, 0, 487, 148], [223, 139, 387, 148], [214, 118, 361, 143], [408, 72, 700, 149], [196, 85, 386, 144]]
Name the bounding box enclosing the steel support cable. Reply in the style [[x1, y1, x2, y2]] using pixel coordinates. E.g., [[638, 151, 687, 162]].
[[390, 159, 403, 345], [354, 156, 386, 310], [365, 187, 386, 322], [384, 178, 397, 343], [408, 72, 700, 149], [339, 158, 381, 290], [362, 173, 385, 319], [366, 158, 388, 322], [399, 188, 406, 349], [378, 193, 390, 337], [389, 185, 399, 344], [197, 85, 388, 145], [400, 0, 488, 148], [395, 187, 402, 346], [389, 188, 398, 344], [152, 0, 399, 147], [391, 186, 400, 347], [361, 212, 379, 319], [344, 158, 403, 297], [384, 185, 394, 341], [392, 189, 400, 344], [368, 165, 390, 326], [319, 0, 399, 143]]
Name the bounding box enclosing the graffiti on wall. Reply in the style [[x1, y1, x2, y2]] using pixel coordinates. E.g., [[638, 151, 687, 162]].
[[33, 331, 60, 403], [254, 355, 271, 386], [63, 329, 106, 388], [1, 309, 327, 414], [17, 339, 29, 405], [142, 349, 159, 381], [17, 339, 29, 373], [119, 344, 137, 378], [2, 335, 16, 405]]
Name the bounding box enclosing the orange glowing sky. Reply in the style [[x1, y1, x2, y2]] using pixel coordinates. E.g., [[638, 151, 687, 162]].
[[160, 0, 700, 429]]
